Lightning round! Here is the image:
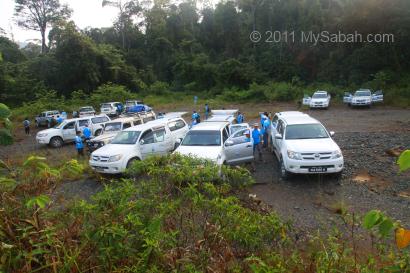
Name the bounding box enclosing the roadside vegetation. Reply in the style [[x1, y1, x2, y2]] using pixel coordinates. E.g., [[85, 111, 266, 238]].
[[0, 154, 409, 272]]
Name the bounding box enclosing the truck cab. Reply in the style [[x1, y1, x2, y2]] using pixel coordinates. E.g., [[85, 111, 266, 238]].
[[100, 102, 122, 116], [35, 110, 60, 127], [304, 91, 331, 109], [89, 115, 188, 174], [36, 114, 110, 148]]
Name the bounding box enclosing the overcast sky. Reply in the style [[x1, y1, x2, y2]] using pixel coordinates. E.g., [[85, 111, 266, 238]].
[[0, 0, 119, 43]]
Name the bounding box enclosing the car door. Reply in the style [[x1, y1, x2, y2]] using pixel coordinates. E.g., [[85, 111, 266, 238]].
[[343, 92, 352, 104], [224, 129, 254, 164], [153, 126, 171, 154], [303, 95, 311, 105], [62, 121, 76, 141], [139, 129, 156, 159], [372, 90, 384, 103]]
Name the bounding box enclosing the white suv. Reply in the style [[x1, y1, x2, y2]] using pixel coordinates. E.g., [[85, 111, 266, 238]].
[[36, 114, 111, 148], [271, 114, 344, 179], [174, 121, 254, 165], [100, 102, 121, 116], [305, 91, 331, 109], [89, 116, 188, 174]]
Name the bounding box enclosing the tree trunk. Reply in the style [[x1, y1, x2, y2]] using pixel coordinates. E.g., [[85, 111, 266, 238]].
[[41, 29, 46, 54]]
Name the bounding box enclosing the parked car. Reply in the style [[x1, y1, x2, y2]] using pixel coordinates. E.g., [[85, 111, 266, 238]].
[[36, 114, 110, 148], [35, 110, 60, 127], [303, 91, 331, 109], [229, 123, 250, 135], [124, 100, 144, 112], [174, 121, 254, 165], [89, 115, 188, 174], [343, 89, 383, 107], [100, 102, 122, 116], [79, 106, 96, 117], [271, 114, 344, 179], [206, 109, 238, 124]]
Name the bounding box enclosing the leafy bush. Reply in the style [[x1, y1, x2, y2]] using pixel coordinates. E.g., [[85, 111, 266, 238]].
[[0, 103, 13, 145]]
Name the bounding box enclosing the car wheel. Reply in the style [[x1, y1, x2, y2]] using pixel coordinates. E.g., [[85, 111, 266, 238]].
[[126, 158, 140, 169], [49, 137, 63, 148], [279, 158, 290, 180]]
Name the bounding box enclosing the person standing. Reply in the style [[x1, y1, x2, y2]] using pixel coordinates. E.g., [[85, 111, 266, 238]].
[[56, 115, 63, 124], [205, 103, 210, 120], [192, 110, 200, 123], [252, 123, 263, 161], [236, 111, 244, 124], [23, 117, 30, 135], [262, 113, 271, 149], [75, 131, 84, 156], [83, 124, 92, 141]]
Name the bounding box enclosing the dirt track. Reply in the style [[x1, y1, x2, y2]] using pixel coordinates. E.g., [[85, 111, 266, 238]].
[[2, 103, 409, 233]]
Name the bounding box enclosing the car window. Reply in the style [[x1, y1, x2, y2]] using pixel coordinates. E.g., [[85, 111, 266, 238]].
[[167, 121, 177, 131], [143, 116, 155, 123], [276, 121, 283, 135], [285, 124, 329, 140], [153, 128, 166, 142], [229, 129, 249, 145], [181, 130, 221, 146], [272, 115, 279, 127], [91, 116, 109, 124], [78, 119, 89, 127], [140, 129, 155, 144], [134, 120, 142, 125], [222, 128, 229, 143], [175, 119, 186, 129], [63, 121, 75, 130], [111, 131, 141, 144], [123, 122, 131, 129]]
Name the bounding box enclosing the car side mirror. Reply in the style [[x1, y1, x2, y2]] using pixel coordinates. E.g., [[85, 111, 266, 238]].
[[174, 138, 182, 148], [329, 131, 335, 137], [225, 140, 234, 147], [275, 133, 283, 139], [139, 139, 145, 145]]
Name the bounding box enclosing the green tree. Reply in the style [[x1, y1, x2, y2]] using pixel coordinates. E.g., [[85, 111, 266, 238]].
[[14, 0, 72, 53]]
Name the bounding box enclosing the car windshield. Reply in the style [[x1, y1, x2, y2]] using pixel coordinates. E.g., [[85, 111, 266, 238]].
[[355, 91, 371, 97], [54, 121, 67, 129], [104, 122, 122, 132], [231, 125, 248, 135], [80, 107, 94, 112], [101, 104, 112, 108], [285, 124, 329, 140], [312, 93, 327, 98], [181, 130, 221, 146], [111, 131, 141, 144]]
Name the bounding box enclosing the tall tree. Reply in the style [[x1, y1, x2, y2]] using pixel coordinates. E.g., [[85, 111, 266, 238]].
[[14, 0, 72, 53]]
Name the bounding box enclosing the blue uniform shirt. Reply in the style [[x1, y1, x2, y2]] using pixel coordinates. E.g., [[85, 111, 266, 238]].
[[237, 114, 244, 124], [83, 127, 92, 139], [252, 129, 262, 144], [263, 119, 271, 132], [57, 117, 63, 124], [75, 136, 84, 149]]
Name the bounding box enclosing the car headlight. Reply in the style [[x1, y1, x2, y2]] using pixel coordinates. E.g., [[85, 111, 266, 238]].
[[331, 150, 342, 159], [37, 133, 48, 137], [108, 154, 123, 162], [287, 150, 302, 160]]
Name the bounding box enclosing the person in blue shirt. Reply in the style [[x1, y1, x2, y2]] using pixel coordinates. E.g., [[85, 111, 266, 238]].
[[205, 103, 210, 120], [251, 123, 263, 161], [56, 115, 63, 124], [116, 103, 123, 116], [262, 113, 271, 149], [236, 112, 244, 124], [82, 124, 92, 140], [23, 118, 30, 135], [75, 131, 84, 156], [192, 110, 200, 123]]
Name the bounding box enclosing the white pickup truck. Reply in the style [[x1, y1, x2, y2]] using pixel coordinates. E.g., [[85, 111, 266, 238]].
[[36, 114, 110, 148], [89, 115, 188, 174], [271, 114, 344, 179], [343, 89, 384, 107], [303, 91, 331, 109], [174, 121, 254, 165]]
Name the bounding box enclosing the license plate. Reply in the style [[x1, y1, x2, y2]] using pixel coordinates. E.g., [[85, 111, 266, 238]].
[[309, 167, 327, 173], [93, 166, 105, 171]]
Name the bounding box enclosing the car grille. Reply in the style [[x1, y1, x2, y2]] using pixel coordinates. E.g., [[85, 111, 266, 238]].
[[301, 152, 332, 160], [92, 155, 110, 162], [300, 165, 335, 169]]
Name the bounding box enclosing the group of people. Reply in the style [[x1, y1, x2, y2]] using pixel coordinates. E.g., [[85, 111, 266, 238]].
[[74, 124, 92, 156]]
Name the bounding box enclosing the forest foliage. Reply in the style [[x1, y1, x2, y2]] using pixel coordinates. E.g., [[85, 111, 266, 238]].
[[1, 0, 410, 108]]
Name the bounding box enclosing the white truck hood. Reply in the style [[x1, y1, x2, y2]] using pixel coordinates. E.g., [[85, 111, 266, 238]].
[[286, 138, 340, 153], [175, 146, 222, 161], [92, 132, 118, 143], [37, 128, 59, 135], [311, 98, 328, 103], [352, 96, 371, 101], [92, 144, 135, 157]]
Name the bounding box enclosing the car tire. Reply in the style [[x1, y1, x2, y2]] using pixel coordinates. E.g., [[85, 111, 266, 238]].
[[279, 158, 290, 180], [126, 158, 140, 169], [49, 136, 63, 148]]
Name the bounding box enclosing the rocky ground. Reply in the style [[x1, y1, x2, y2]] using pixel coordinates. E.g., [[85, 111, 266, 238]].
[[2, 103, 409, 234]]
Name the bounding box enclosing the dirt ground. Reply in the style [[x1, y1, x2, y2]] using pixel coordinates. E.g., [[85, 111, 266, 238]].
[[2, 103, 409, 234]]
